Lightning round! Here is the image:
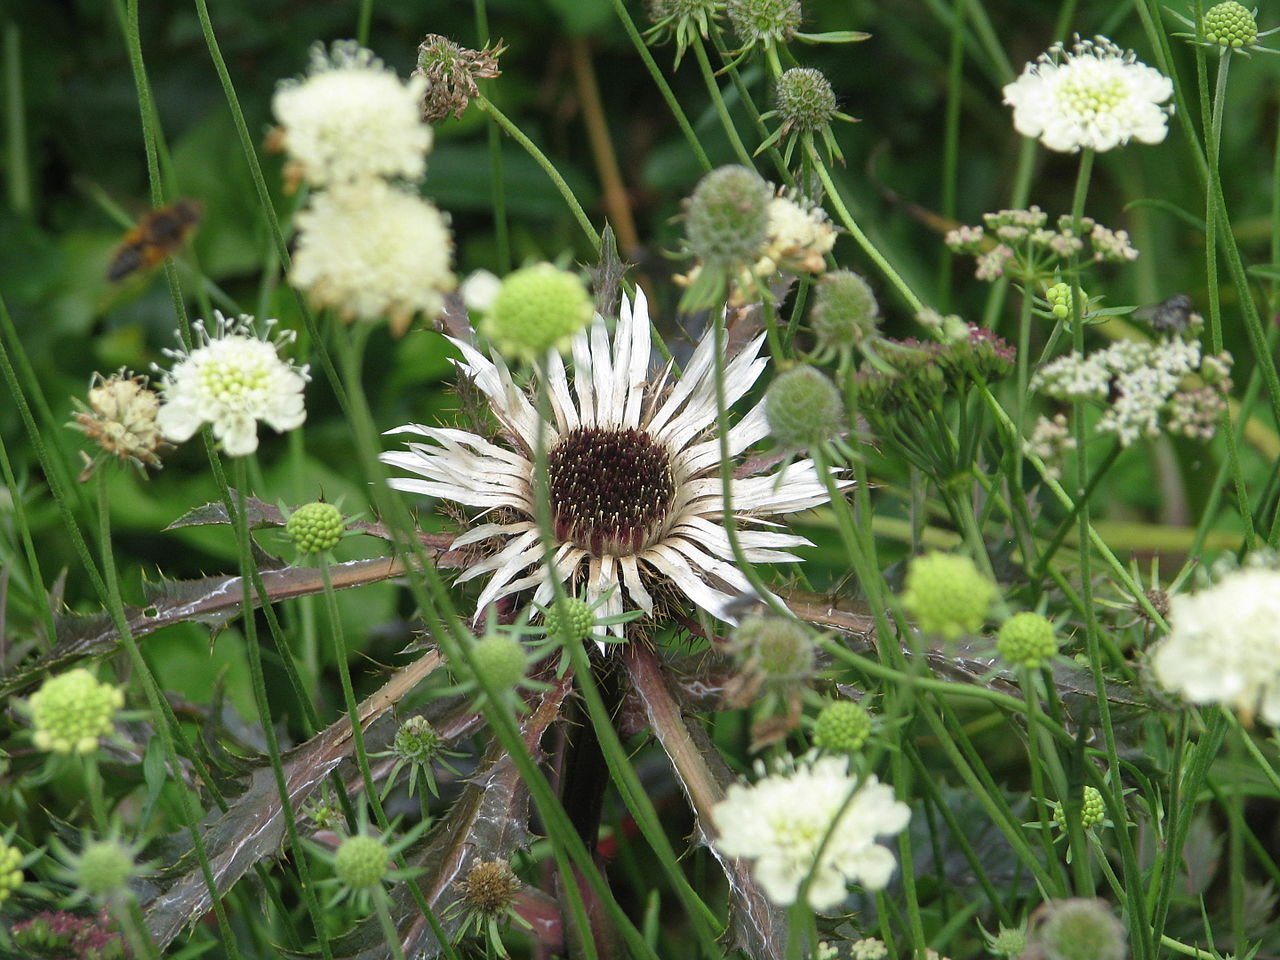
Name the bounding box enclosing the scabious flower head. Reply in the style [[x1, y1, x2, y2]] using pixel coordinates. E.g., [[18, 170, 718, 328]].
[[776, 67, 837, 133], [810, 270, 879, 356], [28, 668, 124, 754], [982, 922, 1029, 958], [393, 715, 443, 765], [1149, 565, 1280, 724], [901, 552, 997, 641], [1203, 2, 1258, 47], [289, 179, 456, 336], [726, 0, 802, 48], [543, 596, 596, 644], [1003, 36, 1173, 153], [997, 612, 1059, 668], [756, 193, 837, 276], [711, 754, 910, 910], [1032, 898, 1127, 960], [155, 312, 308, 458], [733, 614, 815, 683], [646, 0, 722, 66], [766, 364, 845, 450], [469, 633, 530, 692], [685, 165, 773, 269], [1053, 785, 1106, 831], [270, 41, 431, 190], [812, 699, 872, 752], [414, 34, 504, 122], [0, 839, 23, 904], [70, 371, 165, 475], [73, 840, 136, 901], [480, 263, 593, 361], [459, 859, 521, 915], [333, 835, 389, 890], [286, 501, 345, 555]]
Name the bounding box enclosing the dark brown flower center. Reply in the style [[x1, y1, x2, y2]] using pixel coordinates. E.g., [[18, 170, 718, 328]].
[[547, 427, 674, 556]]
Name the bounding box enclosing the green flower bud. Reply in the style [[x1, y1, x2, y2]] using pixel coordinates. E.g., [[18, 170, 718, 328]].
[[286, 501, 345, 554], [1034, 898, 1127, 960], [28, 669, 124, 754], [765, 364, 845, 449], [985, 924, 1028, 958], [392, 715, 442, 765], [685, 165, 773, 269], [544, 597, 595, 644], [901, 552, 998, 641], [811, 270, 879, 352], [334, 835, 388, 890], [481, 264, 593, 360], [1045, 281, 1086, 321], [0, 839, 23, 904], [1203, 1, 1258, 47], [812, 699, 872, 752], [1054, 786, 1107, 831], [997, 612, 1059, 669], [726, 0, 802, 46], [75, 840, 135, 899], [734, 614, 814, 682], [776, 67, 837, 133], [470, 633, 529, 691]]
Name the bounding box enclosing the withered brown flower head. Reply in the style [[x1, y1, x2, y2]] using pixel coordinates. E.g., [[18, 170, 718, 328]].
[[460, 859, 520, 915], [70, 370, 167, 479], [413, 34, 505, 122]]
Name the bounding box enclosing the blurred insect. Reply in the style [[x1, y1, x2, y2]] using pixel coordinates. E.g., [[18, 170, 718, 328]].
[[1133, 293, 1197, 334], [106, 199, 203, 282]]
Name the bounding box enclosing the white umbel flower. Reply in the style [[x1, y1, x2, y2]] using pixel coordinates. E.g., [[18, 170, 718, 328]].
[[156, 312, 308, 457], [381, 289, 838, 636], [1003, 36, 1173, 153], [289, 180, 455, 335], [1150, 566, 1280, 725], [271, 41, 431, 189], [711, 755, 910, 911]]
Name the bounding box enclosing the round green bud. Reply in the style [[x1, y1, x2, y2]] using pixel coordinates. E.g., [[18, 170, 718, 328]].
[[776, 67, 837, 133], [481, 264, 592, 360], [901, 552, 997, 641], [76, 840, 135, 898], [997, 612, 1059, 669], [765, 364, 845, 449], [470, 633, 529, 691], [28, 668, 124, 755], [1054, 786, 1107, 832], [392, 715, 442, 765], [334, 835, 389, 889], [734, 614, 814, 681], [286, 501, 345, 554], [726, 0, 802, 46], [685, 165, 773, 269], [0, 840, 22, 904], [1203, 1, 1258, 47], [812, 699, 872, 753], [811, 270, 880, 352], [987, 925, 1028, 958], [1045, 281, 1086, 321], [544, 597, 595, 644], [1035, 898, 1127, 960]]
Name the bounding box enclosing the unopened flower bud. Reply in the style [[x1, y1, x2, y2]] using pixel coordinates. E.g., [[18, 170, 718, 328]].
[[776, 67, 837, 133], [286, 502, 345, 554], [334, 835, 388, 890], [997, 612, 1059, 668], [482, 264, 592, 360], [685, 165, 773, 269], [765, 364, 845, 449], [1203, 2, 1258, 47], [901, 552, 997, 641]]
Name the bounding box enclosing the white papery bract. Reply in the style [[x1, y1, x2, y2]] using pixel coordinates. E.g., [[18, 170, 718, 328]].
[[1003, 36, 1173, 153], [290, 180, 455, 334], [272, 41, 431, 188], [1151, 567, 1280, 724], [155, 313, 308, 458], [380, 289, 838, 639], [711, 755, 910, 911]]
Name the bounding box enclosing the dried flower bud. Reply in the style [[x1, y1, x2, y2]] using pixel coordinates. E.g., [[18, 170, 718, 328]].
[[460, 859, 520, 915], [414, 34, 504, 122], [70, 370, 166, 478]]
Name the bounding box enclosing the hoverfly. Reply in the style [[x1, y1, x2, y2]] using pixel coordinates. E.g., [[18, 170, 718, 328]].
[[106, 199, 203, 282]]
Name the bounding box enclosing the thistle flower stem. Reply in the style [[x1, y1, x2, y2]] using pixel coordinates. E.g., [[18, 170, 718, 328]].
[[690, 37, 756, 168], [474, 92, 602, 253]]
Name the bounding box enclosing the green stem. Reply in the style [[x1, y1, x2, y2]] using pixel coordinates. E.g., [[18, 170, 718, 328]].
[[473, 0, 511, 274], [690, 36, 755, 168], [374, 892, 409, 960], [3, 23, 31, 215]]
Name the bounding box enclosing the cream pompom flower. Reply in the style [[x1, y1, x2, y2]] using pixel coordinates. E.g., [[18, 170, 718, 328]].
[[289, 179, 456, 335], [1002, 36, 1173, 153], [155, 312, 308, 458], [381, 289, 838, 637], [1150, 566, 1280, 724], [711, 755, 910, 911], [270, 41, 431, 190]]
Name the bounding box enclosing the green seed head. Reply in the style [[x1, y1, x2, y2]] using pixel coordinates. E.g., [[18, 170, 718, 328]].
[[997, 612, 1059, 669], [1035, 898, 1127, 960], [1203, 1, 1258, 47], [901, 552, 998, 641], [28, 668, 124, 755], [334, 835, 389, 890], [811, 270, 880, 352], [776, 67, 837, 133], [286, 501, 345, 554], [726, 0, 802, 46], [470, 633, 529, 691], [0, 840, 23, 904], [544, 597, 596, 644], [481, 264, 593, 361], [75, 840, 135, 899], [734, 614, 814, 681], [392, 715, 442, 764], [812, 699, 873, 753], [765, 364, 845, 449], [1054, 786, 1107, 831], [685, 165, 773, 269]]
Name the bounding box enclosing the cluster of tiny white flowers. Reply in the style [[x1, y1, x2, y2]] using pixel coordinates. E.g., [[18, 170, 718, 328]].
[[947, 209, 1139, 283], [755, 193, 838, 276], [711, 754, 909, 911], [1003, 36, 1174, 153], [277, 41, 455, 331], [155, 313, 309, 457], [1025, 413, 1077, 479], [1150, 565, 1280, 725], [1032, 336, 1231, 447], [1090, 223, 1139, 261], [850, 939, 888, 960]]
